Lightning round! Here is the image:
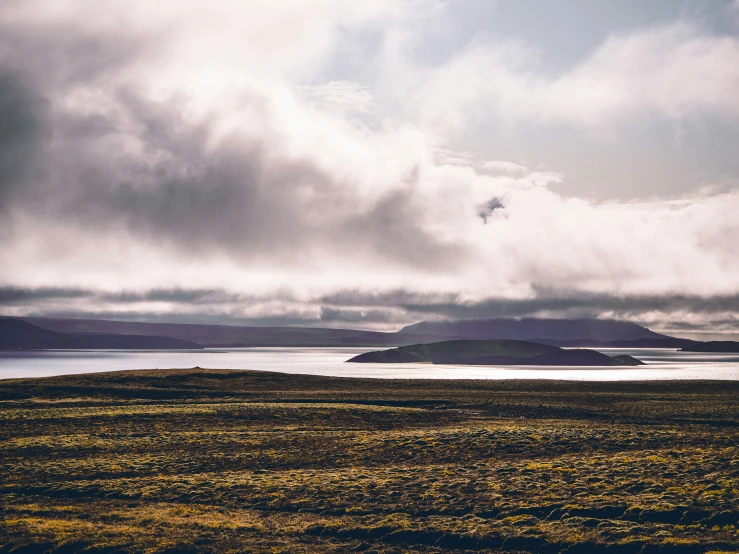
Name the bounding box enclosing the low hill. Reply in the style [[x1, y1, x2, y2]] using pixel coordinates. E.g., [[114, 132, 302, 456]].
[[399, 318, 674, 344], [546, 337, 696, 348], [0, 319, 202, 350], [680, 341, 739, 353], [347, 339, 644, 366]]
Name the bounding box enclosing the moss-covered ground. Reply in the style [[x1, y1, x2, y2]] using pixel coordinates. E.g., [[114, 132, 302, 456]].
[[1, 368, 738, 553]]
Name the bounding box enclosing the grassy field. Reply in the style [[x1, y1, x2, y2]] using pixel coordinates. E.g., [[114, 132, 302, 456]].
[[1, 368, 738, 553]]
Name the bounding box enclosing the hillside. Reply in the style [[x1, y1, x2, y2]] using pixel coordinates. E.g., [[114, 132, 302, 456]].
[[680, 341, 739, 353], [0, 319, 202, 350], [347, 339, 644, 366], [399, 318, 673, 343]]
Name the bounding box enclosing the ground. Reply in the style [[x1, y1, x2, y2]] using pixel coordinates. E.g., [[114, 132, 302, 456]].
[[1, 368, 738, 553]]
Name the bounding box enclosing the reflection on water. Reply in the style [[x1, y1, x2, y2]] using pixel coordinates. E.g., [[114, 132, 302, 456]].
[[1, 347, 739, 381]]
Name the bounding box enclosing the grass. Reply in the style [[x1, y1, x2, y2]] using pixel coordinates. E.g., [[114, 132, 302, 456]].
[[1, 368, 738, 553]]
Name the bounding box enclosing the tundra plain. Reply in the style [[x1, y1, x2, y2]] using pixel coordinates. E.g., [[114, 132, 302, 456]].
[[1, 369, 738, 553]]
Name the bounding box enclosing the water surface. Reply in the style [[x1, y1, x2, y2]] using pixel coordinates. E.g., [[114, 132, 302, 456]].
[[2, 347, 739, 381]]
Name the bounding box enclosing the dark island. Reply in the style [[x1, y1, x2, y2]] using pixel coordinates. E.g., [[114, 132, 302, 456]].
[[680, 340, 739, 353], [347, 339, 644, 366]]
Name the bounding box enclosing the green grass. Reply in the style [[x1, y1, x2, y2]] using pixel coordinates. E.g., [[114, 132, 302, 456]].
[[1, 368, 738, 552]]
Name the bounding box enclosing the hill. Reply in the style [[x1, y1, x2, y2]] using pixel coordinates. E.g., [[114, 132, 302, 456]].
[[399, 318, 674, 343], [347, 339, 644, 366], [680, 341, 739, 353], [19, 316, 435, 347], [16, 315, 692, 348], [0, 319, 202, 350]]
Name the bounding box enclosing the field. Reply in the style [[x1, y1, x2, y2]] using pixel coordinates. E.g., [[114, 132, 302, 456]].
[[1, 368, 738, 553]]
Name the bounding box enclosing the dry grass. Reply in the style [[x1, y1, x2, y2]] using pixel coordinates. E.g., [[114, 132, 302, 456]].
[[1, 368, 738, 553]]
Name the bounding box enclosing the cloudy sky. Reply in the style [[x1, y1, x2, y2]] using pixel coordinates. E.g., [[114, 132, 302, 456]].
[[1, 0, 739, 338]]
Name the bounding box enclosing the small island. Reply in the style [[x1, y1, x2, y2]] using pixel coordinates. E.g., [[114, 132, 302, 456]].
[[680, 341, 739, 353], [347, 339, 644, 366]]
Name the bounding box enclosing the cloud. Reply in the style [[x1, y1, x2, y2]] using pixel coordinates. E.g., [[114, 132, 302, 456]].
[[301, 81, 375, 115], [0, 286, 89, 304], [731, 0, 739, 23], [0, 72, 45, 207], [477, 197, 505, 224], [0, 1, 738, 337], [4, 285, 739, 337], [480, 161, 530, 177], [407, 22, 739, 132]]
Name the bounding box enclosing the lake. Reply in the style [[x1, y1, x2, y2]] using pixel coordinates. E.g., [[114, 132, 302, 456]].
[[1, 347, 739, 380]]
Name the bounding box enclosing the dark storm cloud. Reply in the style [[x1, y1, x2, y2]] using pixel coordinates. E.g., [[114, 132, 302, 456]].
[[403, 291, 739, 320], [318, 306, 405, 324], [665, 319, 739, 332], [0, 286, 89, 304], [342, 187, 465, 267], [3, 285, 738, 333], [0, 286, 295, 306], [319, 289, 459, 309], [12, 309, 326, 328], [0, 71, 45, 205], [319, 287, 739, 324], [109, 289, 244, 304], [84, 122, 454, 265], [0, 20, 145, 89], [0, 85, 463, 268], [0, 11, 465, 269], [106, 288, 306, 306], [477, 196, 505, 224], [0, 14, 149, 222]]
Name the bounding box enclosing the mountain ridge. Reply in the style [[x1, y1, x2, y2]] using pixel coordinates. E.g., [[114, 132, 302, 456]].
[[7, 315, 695, 348], [680, 341, 739, 353], [398, 317, 671, 342], [0, 319, 202, 350]]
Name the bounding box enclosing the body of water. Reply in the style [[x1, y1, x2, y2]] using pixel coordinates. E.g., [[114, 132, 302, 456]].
[[1, 347, 739, 381]]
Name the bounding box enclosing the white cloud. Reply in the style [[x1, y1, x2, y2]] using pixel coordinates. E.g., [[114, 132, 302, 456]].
[[404, 22, 739, 133], [1, 0, 739, 332], [480, 161, 530, 177], [301, 81, 375, 115]]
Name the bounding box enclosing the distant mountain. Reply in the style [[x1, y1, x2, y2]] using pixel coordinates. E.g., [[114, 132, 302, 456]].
[[16, 315, 693, 348], [537, 338, 696, 348], [680, 341, 739, 353], [20, 316, 443, 347], [0, 319, 202, 350], [400, 318, 667, 341], [398, 318, 694, 347], [347, 339, 644, 366]]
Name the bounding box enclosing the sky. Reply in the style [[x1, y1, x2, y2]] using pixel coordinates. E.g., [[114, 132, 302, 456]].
[[1, 0, 739, 339]]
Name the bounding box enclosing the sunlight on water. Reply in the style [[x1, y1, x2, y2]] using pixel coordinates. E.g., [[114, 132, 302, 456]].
[[1, 347, 739, 380]]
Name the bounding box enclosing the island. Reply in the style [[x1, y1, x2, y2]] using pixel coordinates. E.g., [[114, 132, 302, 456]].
[[680, 341, 739, 353], [347, 339, 644, 366]]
